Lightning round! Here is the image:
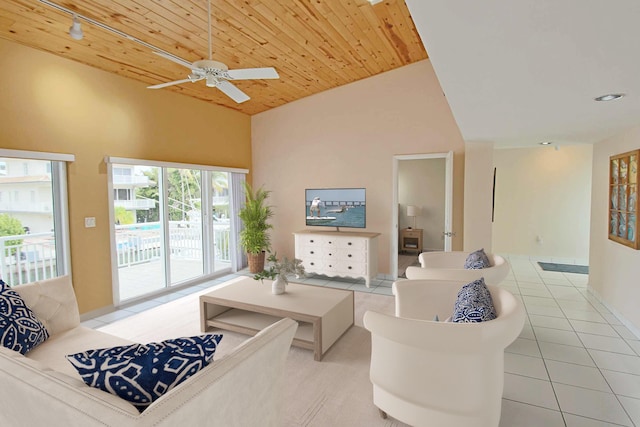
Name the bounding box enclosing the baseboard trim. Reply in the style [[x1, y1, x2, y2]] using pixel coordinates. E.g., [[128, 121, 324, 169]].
[[588, 286, 640, 340]]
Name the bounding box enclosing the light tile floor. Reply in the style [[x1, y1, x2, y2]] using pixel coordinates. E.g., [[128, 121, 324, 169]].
[[83, 256, 640, 426]]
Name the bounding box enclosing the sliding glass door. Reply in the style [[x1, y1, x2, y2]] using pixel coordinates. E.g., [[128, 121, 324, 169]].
[[110, 161, 240, 303]]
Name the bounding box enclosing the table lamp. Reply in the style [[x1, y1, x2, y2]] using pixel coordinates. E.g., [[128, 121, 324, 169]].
[[407, 205, 419, 229]]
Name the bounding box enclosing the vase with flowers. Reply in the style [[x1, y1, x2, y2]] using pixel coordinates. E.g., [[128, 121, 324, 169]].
[[253, 252, 305, 295]]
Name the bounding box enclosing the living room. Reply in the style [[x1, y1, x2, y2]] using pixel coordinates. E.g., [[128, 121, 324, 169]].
[[2, 0, 640, 426]]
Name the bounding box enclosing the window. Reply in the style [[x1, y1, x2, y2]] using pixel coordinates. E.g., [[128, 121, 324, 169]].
[[0, 151, 73, 286], [114, 189, 131, 200], [107, 157, 246, 303]]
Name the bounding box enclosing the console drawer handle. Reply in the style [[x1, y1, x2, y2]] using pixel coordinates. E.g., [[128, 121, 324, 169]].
[[348, 242, 352, 245], [310, 251, 314, 254], [310, 262, 315, 266], [348, 266, 352, 270], [348, 254, 352, 258]]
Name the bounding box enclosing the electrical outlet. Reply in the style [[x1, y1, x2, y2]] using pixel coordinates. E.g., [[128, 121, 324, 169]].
[[84, 217, 96, 228]]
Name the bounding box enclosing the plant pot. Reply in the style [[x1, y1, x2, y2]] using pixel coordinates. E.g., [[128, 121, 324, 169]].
[[247, 251, 266, 273]]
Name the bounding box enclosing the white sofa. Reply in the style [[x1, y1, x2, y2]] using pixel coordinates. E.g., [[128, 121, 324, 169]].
[[363, 279, 525, 427], [404, 251, 510, 285], [0, 275, 297, 426]]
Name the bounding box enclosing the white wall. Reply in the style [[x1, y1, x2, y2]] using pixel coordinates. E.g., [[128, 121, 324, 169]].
[[251, 60, 466, 275], [492, 144, 592, 261], [463, 141, 494, 251], [398, 158, 446, 250], [590, 126, 640, 332]]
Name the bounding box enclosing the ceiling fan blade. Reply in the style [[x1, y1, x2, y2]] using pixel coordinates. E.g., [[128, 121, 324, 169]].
[[147, 78, 195, 89], [152, 51, 194, 70], [217, 80, 250, 103], [227, 67, 279, 80]]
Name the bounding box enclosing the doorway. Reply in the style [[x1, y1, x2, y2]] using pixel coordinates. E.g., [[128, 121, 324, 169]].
[[391, 152, 453, 278]]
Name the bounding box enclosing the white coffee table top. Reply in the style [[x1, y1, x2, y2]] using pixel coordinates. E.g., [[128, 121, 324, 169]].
[[204, 276, 353, 317]]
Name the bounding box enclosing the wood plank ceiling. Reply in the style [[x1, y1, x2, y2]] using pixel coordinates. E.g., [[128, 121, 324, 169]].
[[0, 0, 427, 115]]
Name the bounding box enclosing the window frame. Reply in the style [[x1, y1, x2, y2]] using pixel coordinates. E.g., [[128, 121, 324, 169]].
[[0, 149, 74, 283]]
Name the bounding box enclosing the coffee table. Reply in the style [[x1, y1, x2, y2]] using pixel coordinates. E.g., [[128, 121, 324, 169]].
[[199, 277, 354, 361]]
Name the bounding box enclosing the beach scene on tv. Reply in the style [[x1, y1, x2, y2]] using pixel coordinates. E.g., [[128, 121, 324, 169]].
[[305, 188, 366, 228]]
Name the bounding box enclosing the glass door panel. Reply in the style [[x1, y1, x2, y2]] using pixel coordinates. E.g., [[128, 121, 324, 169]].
[[211, 171, 231, 273], [167, 168, 203, 285], [114, 165, 164, 300], [0, 158, 58, 285]]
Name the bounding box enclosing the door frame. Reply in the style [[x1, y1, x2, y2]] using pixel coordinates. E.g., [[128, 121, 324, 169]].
[[391, 151, 453, 278]]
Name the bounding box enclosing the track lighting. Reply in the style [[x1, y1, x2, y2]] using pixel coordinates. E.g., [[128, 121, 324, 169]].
[[69, 15, 83, 40]]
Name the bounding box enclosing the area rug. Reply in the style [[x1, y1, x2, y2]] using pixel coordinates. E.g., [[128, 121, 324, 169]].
[[538, 262, 589, 274], [98, 284, 408, 426]]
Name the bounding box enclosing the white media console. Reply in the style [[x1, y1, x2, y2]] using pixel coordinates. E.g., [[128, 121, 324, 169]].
[[294, 230, 380, 287]]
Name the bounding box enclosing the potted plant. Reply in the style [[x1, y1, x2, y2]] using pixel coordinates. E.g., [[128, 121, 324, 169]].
[[238, 182, 273, 273], [254, 252, 306, 294]]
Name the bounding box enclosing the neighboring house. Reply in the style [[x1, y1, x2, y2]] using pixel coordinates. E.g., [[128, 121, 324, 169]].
[[112, 165, 154, 218], [0, 158, 54, 234]]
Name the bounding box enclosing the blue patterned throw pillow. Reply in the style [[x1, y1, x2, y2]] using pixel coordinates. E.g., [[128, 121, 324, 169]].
[[66, 334, 223, 412], [464, 248, 491, 269], [452, 278, 497, 323], [0, 279, 49, 354]]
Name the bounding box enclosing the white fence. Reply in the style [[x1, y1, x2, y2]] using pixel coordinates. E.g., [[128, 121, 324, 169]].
[[1, 221, 231, 287], [115, 221, 231, 268], [0, 232, 57, 286]]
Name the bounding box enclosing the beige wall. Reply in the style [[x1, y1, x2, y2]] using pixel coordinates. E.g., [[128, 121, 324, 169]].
[[251, 60, 465, 275], [590, 126, 640, 332], [398, 158, 446, 250], [463, 141, 495, 252], [0, 39, 252, 314], [492, 144, 592, 261]]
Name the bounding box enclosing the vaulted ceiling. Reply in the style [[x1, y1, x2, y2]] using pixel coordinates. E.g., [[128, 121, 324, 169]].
[[0, 0, 427, 115]]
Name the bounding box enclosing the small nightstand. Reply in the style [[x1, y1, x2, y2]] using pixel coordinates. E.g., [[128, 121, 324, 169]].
[[400, 228, 423, 253]]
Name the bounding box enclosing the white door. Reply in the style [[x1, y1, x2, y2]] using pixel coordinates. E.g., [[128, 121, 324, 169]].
[[392, 151, 453, 278]]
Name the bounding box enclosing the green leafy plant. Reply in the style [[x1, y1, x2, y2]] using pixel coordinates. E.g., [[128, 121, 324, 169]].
[[114, 206, 135, 225], [0, 214, 25, 255], [238, 182, 273, 254], [254, 252, 305, 283]]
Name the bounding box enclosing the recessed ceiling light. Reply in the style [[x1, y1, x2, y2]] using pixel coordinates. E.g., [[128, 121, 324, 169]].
[[368, 0, 383, 4], [540, 141, 552, 145], [594, 93, 625, 102]]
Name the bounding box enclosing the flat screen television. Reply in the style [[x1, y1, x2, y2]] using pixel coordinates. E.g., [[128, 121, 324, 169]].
[[305, 188, 366, 229]]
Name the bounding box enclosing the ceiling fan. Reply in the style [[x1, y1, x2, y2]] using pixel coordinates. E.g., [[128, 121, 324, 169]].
[[147, 0, 279, 103]]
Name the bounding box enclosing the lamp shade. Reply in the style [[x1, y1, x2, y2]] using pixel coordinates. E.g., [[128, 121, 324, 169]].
[[406, 205, 418, 217]]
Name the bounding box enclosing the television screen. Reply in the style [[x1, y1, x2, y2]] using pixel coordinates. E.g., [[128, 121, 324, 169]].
[[305, 188, 366, 229]]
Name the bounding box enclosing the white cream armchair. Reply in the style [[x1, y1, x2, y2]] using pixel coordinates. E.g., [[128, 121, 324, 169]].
[[363, 279, 525, 427], [404, 251, 510, 285]]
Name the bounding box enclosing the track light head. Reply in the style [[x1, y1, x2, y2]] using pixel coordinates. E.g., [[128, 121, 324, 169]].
[[69, 15, 83, 40]]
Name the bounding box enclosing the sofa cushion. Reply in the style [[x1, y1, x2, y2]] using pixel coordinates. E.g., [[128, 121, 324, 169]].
[[452, 278, 497, 323], [0, 279, 49, 354], [464, 248, 491, 269], [13, 275, 80, 336], [66, 334, 223, 412]]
